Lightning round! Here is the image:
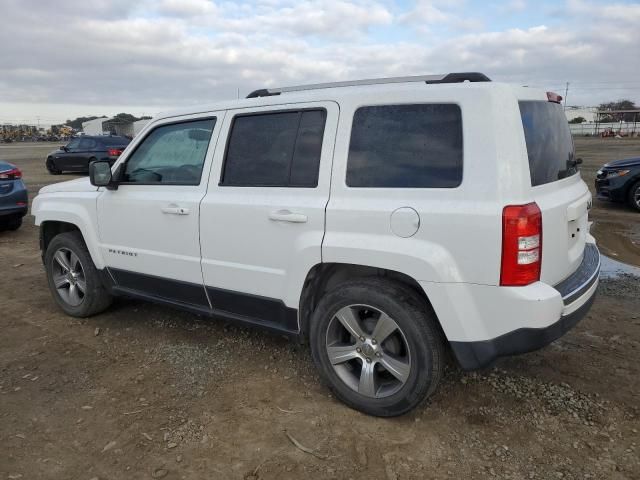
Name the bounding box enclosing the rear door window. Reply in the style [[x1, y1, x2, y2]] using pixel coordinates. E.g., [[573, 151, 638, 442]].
[[346, 104, 463, 188], [519, 101, 577, 186], [221, 109, 326, 187]]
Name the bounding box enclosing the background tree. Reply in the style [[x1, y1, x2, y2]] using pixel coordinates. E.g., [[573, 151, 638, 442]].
[[65, 113, 152, 130], [598, 100, 638, 122], [65, 115, 106, 130], [569, 116, 586, 124]]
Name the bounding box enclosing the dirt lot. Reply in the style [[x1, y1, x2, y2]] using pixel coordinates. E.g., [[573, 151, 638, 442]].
[[1, 139, 639, 480]]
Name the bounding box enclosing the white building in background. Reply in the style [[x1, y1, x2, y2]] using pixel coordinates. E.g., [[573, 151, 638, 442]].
[[564, 106, 597, 123], [133, 119, 151, 136], [82, 117, 152, 137], [82, 117, 112, 135]]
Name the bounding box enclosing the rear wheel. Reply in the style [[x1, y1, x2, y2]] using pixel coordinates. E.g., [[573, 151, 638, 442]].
[[7, 216, 22, 231], [310, 278, 445, 417], [0, 216, 22, 231], [44, 231, 112, 317], [628, 180, 640, 212], [46, 157, 61, 175]]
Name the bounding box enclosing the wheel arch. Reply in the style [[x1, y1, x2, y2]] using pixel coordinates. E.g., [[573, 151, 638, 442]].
[[298, 262, 445, 343], [624, 174, 640, 206], [38, 216, 104, 269]]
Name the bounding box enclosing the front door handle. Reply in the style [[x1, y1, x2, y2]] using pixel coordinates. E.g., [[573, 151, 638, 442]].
[[162, 205, 190, 215], [268, 209, 307, 223]]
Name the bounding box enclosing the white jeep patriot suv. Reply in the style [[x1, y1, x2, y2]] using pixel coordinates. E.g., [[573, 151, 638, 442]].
[[32, 73, 600, 416]]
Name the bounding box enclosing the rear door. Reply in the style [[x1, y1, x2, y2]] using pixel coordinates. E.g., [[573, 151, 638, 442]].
[[75, 137, 98, 170], [55, 137, 81, 170], [519, 99, 591, 285], [199, 102, 338, 331]]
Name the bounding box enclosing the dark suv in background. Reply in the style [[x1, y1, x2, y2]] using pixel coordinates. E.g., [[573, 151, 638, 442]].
[[46, 135, 131, 174], [595, 156, 640, 212]]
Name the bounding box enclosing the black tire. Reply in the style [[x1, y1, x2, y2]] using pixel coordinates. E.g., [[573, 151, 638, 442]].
[[7, 216, 22, 231], [628, 180, 640, 212], [44, 231, 112, 317], [0, 216, 22, 232], [309, 278, 445, 417], [46, 157, 61, 175]]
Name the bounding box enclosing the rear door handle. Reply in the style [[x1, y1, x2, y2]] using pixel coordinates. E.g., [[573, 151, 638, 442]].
[[268, 209, 307, 223], [161, 205, 190, 215]]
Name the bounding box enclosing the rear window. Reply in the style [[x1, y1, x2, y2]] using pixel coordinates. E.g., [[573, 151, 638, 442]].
[[519, 101, 577, 186], [346, 104, 463, 188]]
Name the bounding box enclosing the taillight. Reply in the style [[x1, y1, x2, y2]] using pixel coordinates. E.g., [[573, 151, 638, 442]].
[[0, 167, 22, 180], [108, 148, 123, 157], [500, 202, 542, 286]]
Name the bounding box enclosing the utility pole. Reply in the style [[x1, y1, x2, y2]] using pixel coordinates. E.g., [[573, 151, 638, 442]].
[[563, 82, 569, 111], [36, 116, 40, 130]]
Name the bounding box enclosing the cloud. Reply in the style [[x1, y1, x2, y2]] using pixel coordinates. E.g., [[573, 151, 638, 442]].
[[0, 0, 638, 124], [567, 0, 640, 23], [158, 0, 218, 17], [401, 0, 452, 24], [506, 0, 527, 12]]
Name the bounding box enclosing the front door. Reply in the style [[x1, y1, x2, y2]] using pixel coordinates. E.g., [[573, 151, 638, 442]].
[[199, 102, 338, 332], [55, 137, 82, 170], [96, 113, 224, 308]]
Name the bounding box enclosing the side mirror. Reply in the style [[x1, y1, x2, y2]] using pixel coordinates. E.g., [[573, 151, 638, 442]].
[[89, 160, 113, 187], [60, 145, 68, 151], [576, 157, 583, 165]]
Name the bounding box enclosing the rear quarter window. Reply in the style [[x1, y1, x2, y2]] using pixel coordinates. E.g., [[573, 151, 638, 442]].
[[519, 101, 577, 186], [346, 104, 463, 188]]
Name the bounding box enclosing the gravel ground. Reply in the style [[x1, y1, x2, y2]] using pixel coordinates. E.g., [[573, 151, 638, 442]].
[[0, 139, 639, 480]]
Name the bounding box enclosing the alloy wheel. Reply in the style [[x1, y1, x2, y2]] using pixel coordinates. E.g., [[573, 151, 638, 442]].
[[635, 186, 640, 209], [51, 247, 86, 307], [325, 304, 411, 398]]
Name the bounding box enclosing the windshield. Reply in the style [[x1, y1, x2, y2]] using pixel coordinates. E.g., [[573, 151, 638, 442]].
[[519, 101, 577, 186]]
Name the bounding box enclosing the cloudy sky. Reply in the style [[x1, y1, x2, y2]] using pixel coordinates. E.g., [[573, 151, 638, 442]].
[[1, 0, 639, 126]]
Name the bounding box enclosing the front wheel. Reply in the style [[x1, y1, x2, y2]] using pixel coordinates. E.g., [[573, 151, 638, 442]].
[[46, 157, 61, 175], [44, 231, 112, 317], [628, 180, 640, 212], [310, 278, 445, 417]]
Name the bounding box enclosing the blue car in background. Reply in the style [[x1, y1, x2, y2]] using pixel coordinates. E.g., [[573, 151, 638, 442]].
[[0, 161, 28, 231]]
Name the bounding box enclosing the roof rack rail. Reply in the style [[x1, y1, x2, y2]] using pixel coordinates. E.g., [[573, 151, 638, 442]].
[[246, 72, 490, 98]]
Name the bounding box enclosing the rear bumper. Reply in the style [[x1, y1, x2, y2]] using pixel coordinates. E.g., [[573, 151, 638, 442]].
[[0, 205, 28, 218], [442, 244, 600, 370], [0, 182, 29, 218]]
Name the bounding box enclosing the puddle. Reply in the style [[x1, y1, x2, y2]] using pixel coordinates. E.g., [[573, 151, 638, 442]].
[[600, 254, 640, 279], [590, 220, 640, 269]]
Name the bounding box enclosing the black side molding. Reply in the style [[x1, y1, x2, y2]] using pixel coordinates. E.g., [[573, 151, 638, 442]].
[[105, 268, 299, 336], [205, 286, 299, 333], [109, 268, 210, 308]]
